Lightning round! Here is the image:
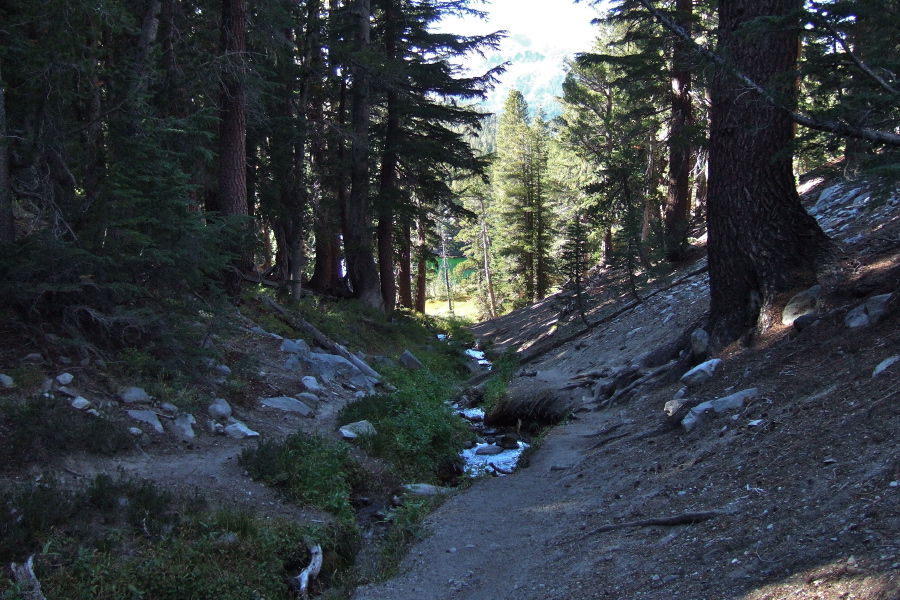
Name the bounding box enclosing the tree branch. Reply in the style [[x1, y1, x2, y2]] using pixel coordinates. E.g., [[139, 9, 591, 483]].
[[635, 0, 900, 146]]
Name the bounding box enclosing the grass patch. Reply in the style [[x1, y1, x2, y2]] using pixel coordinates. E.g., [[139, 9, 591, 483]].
[[374, 496, 443, 580], [481, 350, 519, 412], [0, 396, 133, 465], [239, 432, 361, 522]]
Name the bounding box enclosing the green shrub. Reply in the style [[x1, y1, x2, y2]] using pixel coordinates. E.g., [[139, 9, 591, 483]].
[[482, 350, 518, 411], [239, 433, 360, 522]]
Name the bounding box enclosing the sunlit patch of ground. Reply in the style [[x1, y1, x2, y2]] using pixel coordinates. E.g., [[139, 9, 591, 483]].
[[424, 298, 480, 321]]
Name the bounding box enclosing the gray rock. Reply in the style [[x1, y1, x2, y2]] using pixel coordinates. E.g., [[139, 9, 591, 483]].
[[673, 387, 687, 400], [498, 434, 520, 450], [260, 396, 315, 417], [56, 372, 74, 385], [664, 399, 685, 417], [160, 402, 179, 414], [208, 398, 232, 421], [845, 293, 893, 328], [682, 388, 758, 431], [22, 353, 42, 363], [284, 355, 302, 371], [224, 421, 259, 439], [339, 420, 377, 439], [373, 356, 398, 370], [173, 413, 197, 438], [400, 483, 452, 496], [690, 329, 710, 359], [119, 387, 153, 404], [129, 427, 144, 436], [0, 374, 13, 389], [126, 410, 164, 434], [680, 359, 722, 388], [399, 350, 424, 371], [56, 386, 79, 398], [873, 356, 900, 378], [782, 285, 822, 325], [475, 444, 504, 456], [793, 314, 819, 332], [281, 339, 311, 356], [71, 397, 91, 410], [302, 352, 362, 381], [297, 392, 320, 408], [214, 364, 232, 378], [349, 374, 376, 392], [301, 376, 323, 393]]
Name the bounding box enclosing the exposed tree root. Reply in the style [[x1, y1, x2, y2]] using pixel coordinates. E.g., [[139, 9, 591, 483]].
[[580, 509, 733, 539]]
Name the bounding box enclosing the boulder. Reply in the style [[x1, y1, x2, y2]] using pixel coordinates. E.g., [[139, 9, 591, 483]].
[[302, 352, 362, 381], [845, 293, 893, 328], [281, 339, 311, 356], [339, 420, 377, 439], [498, 434, 520, 450], [126, 410, 164, 434], [297, 392, 320, 409], [56, 373, 74, 385], [792, 314, 819, 332], [373, 356, 397, 370], [690, 329, 709, 360], [873, 356, 900, 379], [680, 359, 722, 388], [119, 387, 153, 405], [173, 413, 197, 438], [160, 402, 179, 414], [208, 398, 232, 421], [782, 285, 822, 326], [224, 421, 259, 439], [0, 374, 13, 389], [681, 388, 758, 431], [475, 444, 504, 456], [260, 396, 315, 417], [399, 350, 424, 371]]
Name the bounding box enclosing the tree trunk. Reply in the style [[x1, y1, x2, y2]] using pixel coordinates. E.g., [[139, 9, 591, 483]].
[[414, 216, 428, 313], [664, 0, 693, 261], [218, 0, 250, 299], [344, 0, 383, 310], [707, 0, 830, 349], [397, 219, 414, 308], [479, 198, 497, 318], [0, 64, 13, 244]]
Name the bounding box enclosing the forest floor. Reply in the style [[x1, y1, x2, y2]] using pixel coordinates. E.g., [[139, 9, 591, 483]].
[[4, 176, 900, 600], [352, 178, 900, 600]]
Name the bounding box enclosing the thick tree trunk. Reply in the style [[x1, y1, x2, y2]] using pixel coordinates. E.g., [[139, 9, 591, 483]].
[[218, 0, 250, 299], [664, 0, 693, 261], [414, 217, 428, 313], [344, 0, 383, 310], [0, 65, 13, 244], [397, 220, 414, 309], [707, 0, 830, 349]]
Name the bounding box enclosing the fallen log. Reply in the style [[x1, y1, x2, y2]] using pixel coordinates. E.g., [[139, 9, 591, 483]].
[[581, 509, 732, 539], [258, 296, 381, 380], [295, 539, 323, 598], [10, 556, 47, 600]]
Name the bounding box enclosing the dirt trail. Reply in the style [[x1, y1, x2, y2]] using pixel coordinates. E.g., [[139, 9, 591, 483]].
[[354, 180, 900, 600]]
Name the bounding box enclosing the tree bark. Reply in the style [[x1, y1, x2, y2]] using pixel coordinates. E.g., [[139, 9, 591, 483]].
[[706, 0, 830, 349], [664, 0, 693, 261], [218, 0, 250, 299], [344, 0, 383, 310], [0, 63, 13, 244], [414, 215, 428, 313], [397, 219, 414, 308]]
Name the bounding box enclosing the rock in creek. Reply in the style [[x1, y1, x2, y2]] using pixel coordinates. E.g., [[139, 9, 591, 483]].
[[680, 359, 722, 388], [498, 434, 520, 450], [400, 484, 452, 497], [475, 444, 505, 456]]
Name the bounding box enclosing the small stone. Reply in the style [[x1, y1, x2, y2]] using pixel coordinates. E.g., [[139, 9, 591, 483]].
[[126, 410, 164, 434], [22, 353, 42, 363], [160, 402, 179, 414], [224, 421, 259, 439], [119, 387, 153, 404], [297, 392, 320, 409], [260, 396, 315, 417], [373, 356, 398, 370], [475, 444, 504, 456], [0, 374, 13, 389], [873, 356, 900, 378], [680, 359, 722, 388], [301, 376, 322, 393], [56, 373, 74, 385], [673, 387, 687, 400], [208, 398, 232, 421], [339, 420, 377, 439], [845, 293, 893, 328], [399, 350, 424, 371], [56, 386, 79, 398], [711, 388, 758, 412], [71, 397, 91, 410], [173, 413, 197, 438], [129, 427, 143, 436], [664, 399, 685, 416], [691, 328, 710, 359], [214, 364, 232, 378]]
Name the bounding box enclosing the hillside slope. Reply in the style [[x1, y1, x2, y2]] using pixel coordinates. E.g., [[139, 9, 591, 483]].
[[353, 180, 900, 600]]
